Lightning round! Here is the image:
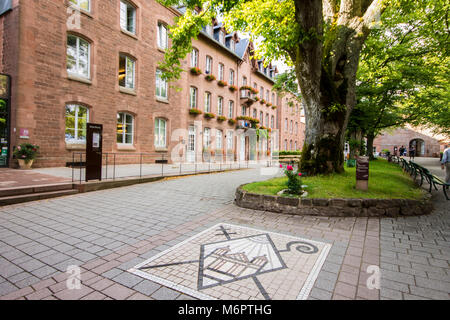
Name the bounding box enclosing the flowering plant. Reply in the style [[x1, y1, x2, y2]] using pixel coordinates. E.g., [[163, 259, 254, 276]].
[[229, 85, 238, 92], [217, 80, 228, 87], [281, 164, 303, 195], [190, 67, 202, 75], [189, 108, 202, 116], [13, 143, 39, 164], [205, 74, 216, 81]]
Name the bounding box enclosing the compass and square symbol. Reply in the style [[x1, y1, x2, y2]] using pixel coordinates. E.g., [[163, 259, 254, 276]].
[[129, 223, 331, 300]]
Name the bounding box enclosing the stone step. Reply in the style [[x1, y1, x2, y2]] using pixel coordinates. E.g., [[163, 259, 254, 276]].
[[0, 189, 79, 206], [0, 183, 74, 198]]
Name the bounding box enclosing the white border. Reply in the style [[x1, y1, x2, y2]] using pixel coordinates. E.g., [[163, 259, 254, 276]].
[[128, 223, 332, 300]]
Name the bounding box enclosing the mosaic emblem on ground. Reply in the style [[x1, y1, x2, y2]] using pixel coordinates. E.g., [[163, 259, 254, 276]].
[[129, 223, 331, 300]]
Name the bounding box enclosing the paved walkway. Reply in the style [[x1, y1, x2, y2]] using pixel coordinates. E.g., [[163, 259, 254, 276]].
[[0, 160, 448, 300], [0, 169, 70, 189]]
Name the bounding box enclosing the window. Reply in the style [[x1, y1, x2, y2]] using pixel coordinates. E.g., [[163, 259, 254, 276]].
[[219, 31, 225, 45], [204, 92, 211, 112], [67, 35, 90, 79], [285, 118, 288, 132], [116, 113, 134, 144], [295, 122, 298, 134], [228, 101, 234, 118], [218, 63, 224, 81], [265, 114, 269, 127], [259, 111, 263, 124], [266, 90, 269, 101], [205, 25, 213, 36], [156, 69, 168, 99], [295, 141, 297, 150], [69, 0, 90, 12], [229, 69, 235, 85], [191, 48, 199, 68], [205, 56, 212, 74], [290, 140, 293, 150], [260, 86, 264, 99], [253, 109, 257, 118], [227, 131, 233, 150], [157, 23, 168, 49], [270, 115, 274, 129], [189, 87, 197, 109], [120, 1, 136, 34], [290, 120, 293, 133], [284, 140, 287, 150], [230, 39, 235, 52], [154, 118, 167, 148], [242, 76, 247, 86], [65, 104, 89, 143], [217, 96, 223, 115], [216, 130, 223, 149], [272, 93, 275, 104], [119, 54, 135, 89], [241, 106, 246, 116], [203, 127, 211, 148]]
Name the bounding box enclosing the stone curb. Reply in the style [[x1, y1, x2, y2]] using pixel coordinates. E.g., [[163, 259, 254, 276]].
[[235, 184, 433, 217]]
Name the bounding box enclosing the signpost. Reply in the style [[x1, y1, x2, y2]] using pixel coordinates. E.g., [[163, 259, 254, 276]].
[[356, 156, 369, 191], [85, 123, 103, 181]]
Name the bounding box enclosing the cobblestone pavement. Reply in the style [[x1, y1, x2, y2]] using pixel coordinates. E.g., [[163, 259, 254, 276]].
[[0, 160, 448, 300]]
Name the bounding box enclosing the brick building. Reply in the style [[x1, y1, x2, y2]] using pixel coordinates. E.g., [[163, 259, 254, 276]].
[[0, 0, 305, 168], [373, 127, 441, 157], [277, 92, 306, 152]]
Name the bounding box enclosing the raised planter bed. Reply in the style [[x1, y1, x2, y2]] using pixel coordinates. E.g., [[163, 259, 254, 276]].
[[235, 184, 433, 217]]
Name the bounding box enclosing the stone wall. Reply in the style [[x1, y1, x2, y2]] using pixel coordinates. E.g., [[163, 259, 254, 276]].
[[235, 185, 433, 217]]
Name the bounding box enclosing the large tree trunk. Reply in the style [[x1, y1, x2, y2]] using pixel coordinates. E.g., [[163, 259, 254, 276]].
[[293, 0, 384, 175], [366, 132, 375, 160]]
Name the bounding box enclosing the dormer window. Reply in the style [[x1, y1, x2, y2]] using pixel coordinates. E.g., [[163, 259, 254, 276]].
[[230, 39, 235, 52], [219, 31, 225, 45], [205, 25, 213, 36]]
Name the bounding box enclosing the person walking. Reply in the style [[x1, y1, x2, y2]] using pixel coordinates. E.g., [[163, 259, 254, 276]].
[[399, 145, 405, 157], [441, 145, 450, 186], [409, 145, 416, 161]]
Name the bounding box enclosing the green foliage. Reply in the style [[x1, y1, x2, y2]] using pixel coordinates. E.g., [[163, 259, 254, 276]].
[[351, 0, 450, 138], [13, 143, 39, 163], [284, 166, 303, 195]]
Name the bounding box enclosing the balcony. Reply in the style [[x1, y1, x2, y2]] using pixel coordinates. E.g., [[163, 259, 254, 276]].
[[239, 89, 255, 106]]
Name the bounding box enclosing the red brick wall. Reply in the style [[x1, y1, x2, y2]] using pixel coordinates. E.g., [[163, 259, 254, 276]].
[[9, 0, 298, 167], [277, 93, 305, 151]]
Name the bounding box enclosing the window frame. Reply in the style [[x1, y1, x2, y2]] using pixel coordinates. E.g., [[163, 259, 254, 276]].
[[154, 118, 167, 148], [229, 69, 235, 85], [228, 101, 234, 118], [204, 92, 211, 112], [157, 22, 168, 50], [65, 104, 89, 144], [156, 69, 168, 100], [119, 54, 136, 89], [217, 96, 223, 115], [120, 0, 137, 34], [205, 56, 212, 74], [67, 34, 91, 79], [69, 0, 90, 12], [218, 63, 224, 81], [190, 48, 199, 68], [116, 112, 134, 145], [189, 86, 198, 109]]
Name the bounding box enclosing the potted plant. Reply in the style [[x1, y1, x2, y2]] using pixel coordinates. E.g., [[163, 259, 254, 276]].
[[217, 80, 228, 87], [228, 118, 236, 126], [14, 143, 39, 169], [189, 108, 203, 116], [190, 67, 202, 75], [205, 74, 216, 81], [217, 115, 227, 122], [203, 112, 216, 120], [271, 105, 277, 110], [260, 99, 266, 104], [229, 85, 238, 92]]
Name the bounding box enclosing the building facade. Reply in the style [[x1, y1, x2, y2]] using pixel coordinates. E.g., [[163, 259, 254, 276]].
[[373, 127, 441, 157], [0, 0, 305, 168]]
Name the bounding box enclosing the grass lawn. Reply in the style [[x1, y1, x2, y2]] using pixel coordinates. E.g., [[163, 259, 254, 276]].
[[243, 159, 425, 199]]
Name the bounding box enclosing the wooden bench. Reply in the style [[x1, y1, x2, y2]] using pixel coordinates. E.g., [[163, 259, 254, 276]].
[[409, 161, 449, 200]]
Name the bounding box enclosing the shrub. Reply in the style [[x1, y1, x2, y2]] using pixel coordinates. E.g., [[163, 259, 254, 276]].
[[282, 164, 303, 195], [13, 143, 39, 163]]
